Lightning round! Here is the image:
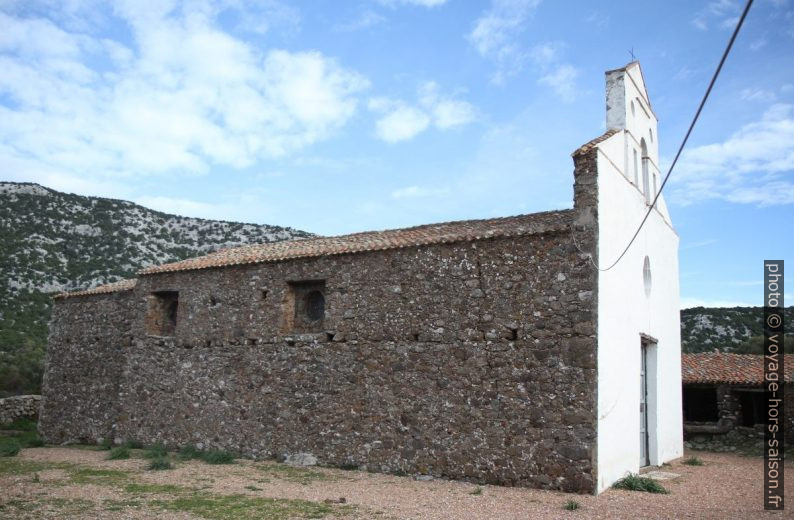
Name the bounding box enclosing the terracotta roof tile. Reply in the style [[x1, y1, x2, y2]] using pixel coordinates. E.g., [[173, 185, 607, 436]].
[[682, 352, 792, 385], [54, 278, 137, 300], [571, 129, 620, 157], [139, 210, 573, 276]]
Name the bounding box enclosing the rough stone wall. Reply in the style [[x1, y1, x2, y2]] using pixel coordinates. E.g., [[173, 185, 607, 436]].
[[39, 291, 133, 443], [42, 154, 603, 493], [684, 383, 793, 449], [42, 225, 599, 492], [0, 395, 41, 425]]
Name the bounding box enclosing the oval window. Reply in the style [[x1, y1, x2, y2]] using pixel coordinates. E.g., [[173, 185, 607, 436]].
[[305, 290, 325, 321], [643, 256, 652, 297]]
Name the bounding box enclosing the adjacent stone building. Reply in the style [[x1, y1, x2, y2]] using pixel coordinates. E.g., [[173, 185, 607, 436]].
[[682, 352, 793, 450], [40, 62, 683, 494]]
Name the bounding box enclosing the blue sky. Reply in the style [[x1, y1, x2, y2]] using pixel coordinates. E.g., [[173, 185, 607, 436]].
[[1, 0, 792, 308]]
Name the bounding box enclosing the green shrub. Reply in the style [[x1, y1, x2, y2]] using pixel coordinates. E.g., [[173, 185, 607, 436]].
[[21, 435, 44, 448], [143, 444, 168, 459], [147, 457, 172, 471], [98, 438, 113, 450], [200, 450, 235, 465], [683, 456, 704, 466], [612, 473, 669, 494], [563, 500, 580, 511], [108, 447, 130, 460], [0, 441, 21, 457], [178, 445, 201, 460], [470, 486, 483, 495], [124, 440, 144, 449], [0, 418, 37, 431]]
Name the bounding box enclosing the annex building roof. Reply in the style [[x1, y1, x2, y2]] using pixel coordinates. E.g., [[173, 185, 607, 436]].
[[682, 352, 793, 385]]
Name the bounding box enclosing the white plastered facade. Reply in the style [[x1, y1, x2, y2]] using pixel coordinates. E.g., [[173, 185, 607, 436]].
[[595, 62, 684, 493]]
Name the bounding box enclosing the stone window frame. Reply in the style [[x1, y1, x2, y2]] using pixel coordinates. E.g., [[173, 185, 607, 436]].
[[145, 290, 179, 337], [283, 280, 326, 333]]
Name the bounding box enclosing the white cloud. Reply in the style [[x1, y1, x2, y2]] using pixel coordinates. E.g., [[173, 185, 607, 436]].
[[333, 10, 386, 32], [0, 2, 369, 188], [669, 104, 794, 206], [529, 42, 562, 67], [585, 11, 610, 29], [373, 104, 431, 142], [538, 64, 578, 103], [691, 0, 740, 31], [740, 88, 776, 103], [418, 81, 476, 129], [369, 82, 476, 142], [467, 3, 579, 98], [749, 37, 768, 50], [467, 0, 541, 84], [433, 100, 477, 129]]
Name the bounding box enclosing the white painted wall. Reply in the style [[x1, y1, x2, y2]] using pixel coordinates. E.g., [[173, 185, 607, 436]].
[[595, 63, 683, 493]]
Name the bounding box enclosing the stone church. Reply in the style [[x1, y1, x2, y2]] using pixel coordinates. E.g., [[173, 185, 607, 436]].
[[40, 62, 683, 494]]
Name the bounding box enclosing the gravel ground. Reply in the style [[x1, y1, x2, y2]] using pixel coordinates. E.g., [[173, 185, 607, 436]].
[[1, 447, 792, 519]]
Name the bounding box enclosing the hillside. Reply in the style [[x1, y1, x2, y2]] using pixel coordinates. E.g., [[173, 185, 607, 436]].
[[0, 182, 313, 396], [681, 306, 793, 353], [1, 180, 790, 396]]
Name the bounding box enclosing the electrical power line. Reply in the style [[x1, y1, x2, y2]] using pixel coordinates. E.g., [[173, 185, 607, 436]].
[[586, 0, 754, 272]]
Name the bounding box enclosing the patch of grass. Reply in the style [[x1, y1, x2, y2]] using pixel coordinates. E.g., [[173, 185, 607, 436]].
[[108, 446, 131, 460], [0, 498, 36, 514], [1, 428, 44, 449], [201, 450, 236, 465], [125, 482, 188, 495], [44, 498, 95, 514], [70, 467, 130, 485], [0, 458, 69, 475], [470, 486, 483, 495], [147, 456, 173, 470], [612, 473, 670, 494], [22, 435, 45, 447], [143, 444, 168, 459], [179, 444, 201, 460], [563, 499, 580, 511], [0, 440, 20, 457], [124, 440, 144, 449], [99, 438, 113, 450], [244, 485, 262, 491], [258, 463, 338, 485], [0, 418, 37, 431], [683, 456, 704, 466], [2, 497, 94, 516], [32, 472, 40, 483], [153, 493, 350, 520]]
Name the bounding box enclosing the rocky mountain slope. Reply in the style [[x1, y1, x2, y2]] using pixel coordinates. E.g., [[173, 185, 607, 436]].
[[681, 306, 792, 353], [1, 181, 790, 396], [0, 181, 312, 396]]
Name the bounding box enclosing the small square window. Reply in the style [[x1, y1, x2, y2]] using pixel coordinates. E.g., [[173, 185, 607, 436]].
[[286, 281, 325, 332], [146, 291, 179, 336]]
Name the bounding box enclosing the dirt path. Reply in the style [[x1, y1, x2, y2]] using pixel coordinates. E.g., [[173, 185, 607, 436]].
[[1, 447, 791, 519]]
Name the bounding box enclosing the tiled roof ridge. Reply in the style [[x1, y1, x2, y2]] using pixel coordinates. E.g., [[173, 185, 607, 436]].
[[571, 129, 620, 157], [138, 209, 574, 276], [54, 278, 137, 300], [682, 352, 793, 384]]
